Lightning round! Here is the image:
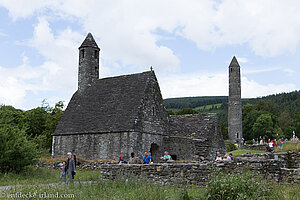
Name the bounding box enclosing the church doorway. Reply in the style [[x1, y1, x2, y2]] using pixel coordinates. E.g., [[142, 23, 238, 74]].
[[150, 143, 160, 162]]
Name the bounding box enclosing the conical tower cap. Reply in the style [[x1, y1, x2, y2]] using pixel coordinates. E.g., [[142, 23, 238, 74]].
[[229, 56, 240, 67], [79, 33, 99, 49]]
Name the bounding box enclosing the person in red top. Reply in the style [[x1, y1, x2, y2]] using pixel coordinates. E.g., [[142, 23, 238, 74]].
[[148, 152, 153, 163]]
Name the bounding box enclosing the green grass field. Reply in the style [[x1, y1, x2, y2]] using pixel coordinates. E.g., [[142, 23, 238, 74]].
[[228, 149, 265, 157], [194, 103, 222, 111], [0, 166, 101, 186], [229, 141, 300, 157], [1, 173, 299, 200], [274, 141, 300, 152]]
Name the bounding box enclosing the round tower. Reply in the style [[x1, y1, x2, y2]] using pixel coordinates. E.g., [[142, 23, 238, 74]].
[[228, 56, 243, 146], [78, 33, 100, 91]]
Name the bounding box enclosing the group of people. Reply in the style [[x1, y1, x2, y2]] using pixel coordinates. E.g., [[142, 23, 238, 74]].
[[215, 152, 234, 162], [59, 152, 77, 185], [118, 151, 173, 165]]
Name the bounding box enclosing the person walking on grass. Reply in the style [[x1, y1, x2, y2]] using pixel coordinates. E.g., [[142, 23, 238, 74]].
[[58, 161, 66, 184], [71, 154, 77, 179], [66, 152, 76, 184]]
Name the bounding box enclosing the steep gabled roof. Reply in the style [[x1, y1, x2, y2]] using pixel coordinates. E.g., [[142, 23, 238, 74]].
[[54, 71, 155, 135]]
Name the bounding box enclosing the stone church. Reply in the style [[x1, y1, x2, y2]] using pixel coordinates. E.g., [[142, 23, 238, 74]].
[[52, 33, 226, 161]]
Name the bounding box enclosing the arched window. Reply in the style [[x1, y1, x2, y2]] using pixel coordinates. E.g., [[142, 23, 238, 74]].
[[236, 132, 239, 139]]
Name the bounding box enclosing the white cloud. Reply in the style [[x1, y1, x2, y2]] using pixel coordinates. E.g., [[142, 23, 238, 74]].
[[242, 67, 296, 75], [1, 0, 300, 58], [0, 18, 83, 109], [0, 32, 7, 36], [0, 0, 300, 109], [158, 73, 296, 99], [241, 77, 296, 98], [236, 57, 248, 63]]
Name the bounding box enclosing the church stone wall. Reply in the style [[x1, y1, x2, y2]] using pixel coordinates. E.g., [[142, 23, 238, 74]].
[[53, 132, 164, 161], [165, 114, 226, 161]]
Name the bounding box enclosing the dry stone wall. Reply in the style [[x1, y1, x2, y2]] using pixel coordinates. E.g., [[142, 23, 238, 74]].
[[39, 151, 300, 185]]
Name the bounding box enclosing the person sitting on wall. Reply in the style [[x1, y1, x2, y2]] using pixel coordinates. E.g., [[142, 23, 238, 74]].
[[129, 152, 142, 164], [224, 154, 231, 161], [118, 156, 127, 164], [215, 153, 223, 162], [229, 153, 234, 160], [160, 151, 172, 162], [143, 152, 151, 164], [215, 151, 220, 160], [265, 145, 273, 153], [148, 152, 153, 164]]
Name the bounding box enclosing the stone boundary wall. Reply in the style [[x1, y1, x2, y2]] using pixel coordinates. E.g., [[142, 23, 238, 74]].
[[37, 151, 300, 185], [98, 160, 300, 185]]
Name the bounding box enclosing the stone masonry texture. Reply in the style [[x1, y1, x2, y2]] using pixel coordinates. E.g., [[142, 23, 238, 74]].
[[228, 56, 243, 145]]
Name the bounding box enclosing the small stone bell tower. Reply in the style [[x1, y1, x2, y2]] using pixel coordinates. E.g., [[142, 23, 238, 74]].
[[78, 33, 100, 91], [228, 56, 243, 146]]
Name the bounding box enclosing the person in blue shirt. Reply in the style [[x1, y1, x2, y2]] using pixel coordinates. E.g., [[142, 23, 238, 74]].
[[142, 152, 151, 164]]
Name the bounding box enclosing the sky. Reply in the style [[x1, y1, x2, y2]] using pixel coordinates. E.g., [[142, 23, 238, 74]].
[[0, 0, 299, 110]]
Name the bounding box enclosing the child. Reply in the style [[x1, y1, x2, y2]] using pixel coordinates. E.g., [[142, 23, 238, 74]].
[[59, 161, 66, 184]]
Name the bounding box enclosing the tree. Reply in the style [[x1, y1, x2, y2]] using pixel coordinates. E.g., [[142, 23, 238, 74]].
[[0, 105, 24, 126], [22, 107, 48, 138], [278, 111, 294, 138], [255, 100, 280, 116], [242, 109, 265, 140], [42, 101, 64, 151], [252, 114, 274, 139], [0, 125, 37, 173]]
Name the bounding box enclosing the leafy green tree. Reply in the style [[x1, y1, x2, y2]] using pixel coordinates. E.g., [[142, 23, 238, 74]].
[[42, 101, 64, 151], [0, 105, 24, 126], [255, 99, 280, 116], [242, 109, 265, 140], [252, 114, 274, 139], [278, 111, 294, 138], [22, 107, 48, 138], [0, 125, 37, 173]]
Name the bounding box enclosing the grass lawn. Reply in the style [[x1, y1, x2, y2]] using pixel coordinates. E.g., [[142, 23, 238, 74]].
[[195, 103, 222, 111], [228, 149, 265, 157], [229, 141, 300, 157], [274, 141, 300, 152], [1, 176, 299, 200], [0, 166, 101, 186]]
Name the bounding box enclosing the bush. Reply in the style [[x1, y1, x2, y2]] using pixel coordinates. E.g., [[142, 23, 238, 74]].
[[246, 140, 254, 145], [176, 108, 198, 115], [205, 170, 272, 200], [224, 140, 237, 152], [0, 125, 37, 173]]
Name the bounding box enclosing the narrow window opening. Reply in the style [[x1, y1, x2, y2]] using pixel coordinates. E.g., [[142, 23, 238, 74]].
[[230, 68, 233, 72], [236, 132, 239, 139], [94, 50, 97, 58], [152, 107, 155, 116], [81, 49, 85, 58]]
